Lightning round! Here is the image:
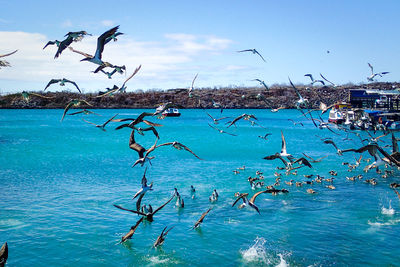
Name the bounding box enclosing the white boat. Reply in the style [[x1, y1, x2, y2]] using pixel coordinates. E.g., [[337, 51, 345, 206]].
[[162, 108, 181, 117]]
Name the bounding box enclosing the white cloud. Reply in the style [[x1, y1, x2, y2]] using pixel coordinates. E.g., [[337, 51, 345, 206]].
[[101, 20, 114, 27], [0, 31, 234, 93]]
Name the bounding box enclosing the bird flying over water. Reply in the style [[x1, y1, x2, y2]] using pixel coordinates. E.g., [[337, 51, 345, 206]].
[[61, 99, 92, 121], [82, 114, 117, 131], [96, 65, 141, 97], [208, 123, 237, 136], [304, 74, 325, 86], [237, 49, 266, 62], [319, 73, 337, 87], [44, 78, 81, 93], [206, 112, 230, 125], [227, 113, 257, 128], [50, 31, 90, 58], [289, 77, 308, 109]]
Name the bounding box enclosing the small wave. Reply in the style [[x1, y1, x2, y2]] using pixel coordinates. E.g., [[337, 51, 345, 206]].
[[240, 237, 269, 264], [368, 218, 400, 226], [0, 219, 29, 230], [275, 253, 288, 267], [146, 255, 179, 266], [381, 201, 395, 215]]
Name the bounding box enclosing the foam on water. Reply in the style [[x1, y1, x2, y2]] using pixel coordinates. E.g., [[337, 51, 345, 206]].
[[381, 201, 395, 215], [368, 218, 400, 227], [240, 237, 269, 264], [275, 253, 288, 267]]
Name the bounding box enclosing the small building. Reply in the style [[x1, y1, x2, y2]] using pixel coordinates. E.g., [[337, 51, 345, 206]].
[[349, 89, 400, 110]]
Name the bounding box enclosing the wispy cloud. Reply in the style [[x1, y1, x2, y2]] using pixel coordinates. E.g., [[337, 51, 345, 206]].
[[0, 31, 234, 93], [101, 20, 114, 27], [61, 20, 73, 28]]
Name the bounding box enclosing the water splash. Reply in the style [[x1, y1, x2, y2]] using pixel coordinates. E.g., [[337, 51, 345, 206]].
[[381, 200, 395, 215], [240, 237, 269, 264], [275, 253, 288, 267]]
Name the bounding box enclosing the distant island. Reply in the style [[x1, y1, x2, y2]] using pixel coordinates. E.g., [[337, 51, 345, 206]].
[[0, 82, 398, 109]]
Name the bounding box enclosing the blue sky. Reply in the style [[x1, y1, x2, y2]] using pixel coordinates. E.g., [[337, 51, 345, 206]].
[[0, 0, 399, 93]]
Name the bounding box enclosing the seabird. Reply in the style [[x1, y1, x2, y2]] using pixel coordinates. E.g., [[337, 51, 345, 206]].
[[271, 107, 285, 113], [52, 31, 90, 58], [188, 73, 198, 97], [80, 26, 119, 66], [114, 111, 162, 130], [209, 189, 219, 202], [252, 79, 269, 90], [153, 226, 174, 248], [44, 78, 81, 93], [119, 217, 144, 244], [61, 99, 92, 121], [289, 77, 308, 109], [114, 194, 174, 222], [367, 63, 389, 81], [67, 109, 100, 116], [288, 119, 304, 127], [96, 65, 126, 79], [304, 74, 325, 86], [82, 114, 118, 131], [232, 190, 273, 213], [192, 207, 212, 229], [206, 112, 230, 125], [323, 140, 343, 155], [19, 91, 54, 102], [0, 242, 7, 267], [319, 73, 337, 87], [237, 49, 266, 62], [208, 123, 237, 136], [132, 167, 153, 211], [302, 153, 327, 163], [96, 65, 142, 97], [43, 40, 61, 50], [0, 49, 18, 68], [226, 113, 257, 128], [258, 133, 272, 140]]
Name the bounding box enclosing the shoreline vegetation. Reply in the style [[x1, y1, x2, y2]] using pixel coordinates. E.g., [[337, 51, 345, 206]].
[[0, 82, 398, 109]]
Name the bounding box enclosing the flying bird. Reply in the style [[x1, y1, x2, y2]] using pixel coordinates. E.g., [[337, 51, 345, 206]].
[[252, 79, 269, 90], [80, 25, 120, 66], [367, 63, 389, 81], [289, 77, 308, 109], [226, 113, 257, 128], [304, 74, 325, 86], [96, 65, 141, 97], [206, 113, 230, 125], [208, 123, 237, 136], [82, 114, 118, 131], [319, 73, 337, 87], [237, 49, 266, 62], [0, 49, 18, 68], [61, 99, 92, 121], [51, 31, 90, 58], [44, 78, 81, 93]]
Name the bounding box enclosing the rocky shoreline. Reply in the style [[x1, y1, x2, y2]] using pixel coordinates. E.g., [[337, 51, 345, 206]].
[[0, 82, 398, 109]]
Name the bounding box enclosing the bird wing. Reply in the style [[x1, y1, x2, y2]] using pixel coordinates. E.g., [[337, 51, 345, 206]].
[[304, 74, 314, 81], [254, 50, 266, 62], [44, 79, 61, 90], [96, 87, 119, 98], [102, 114, 118, 127], [227, 114, 245, 128], [190, 73, 198, 90], [0, 49, 18, 58], [43, 41, 56, 49], [237, 49, 253, 53], [64, 79, 81, 93], [319, 73, 335, 86], [82, 118, 98, 126], [263, 153, 288, 166], [288, 77, 303, 99], [142, 120, 163, 127], [281, 131, 287, 155], [29, 92, 55, 99], [55, 36, 73, 58], [323, 140, 338, 150], [206, 112, 215, 121], [68, 47, 93, 58], [368, 63, 374, 75], [193, 207, 212, 228], [61, 102, 74, 122], [249, 190, 267, 204], [113, 204, 147, 216], [121, 65, 142, 88], [393, 189, 400, 200], [95, 25, 119, 60], [152, 195, 175, 215], [293, 157, 313, 168], [232, 195, 246, 207], [120, 217, 144, 243], [141, 167, 148, 187], [135, 193, 145, 212]]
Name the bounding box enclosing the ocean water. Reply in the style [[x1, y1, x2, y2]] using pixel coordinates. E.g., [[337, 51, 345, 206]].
[[1, 109, 400, 266]]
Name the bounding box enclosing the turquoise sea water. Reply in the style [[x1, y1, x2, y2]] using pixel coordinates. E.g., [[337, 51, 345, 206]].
[[1, 109, 400, 266]]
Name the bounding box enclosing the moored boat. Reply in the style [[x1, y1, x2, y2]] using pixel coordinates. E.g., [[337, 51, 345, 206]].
[[162, 108, 181, 117]]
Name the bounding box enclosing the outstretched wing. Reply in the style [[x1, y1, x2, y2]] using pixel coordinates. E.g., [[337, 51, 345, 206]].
[[44, 79, 61, 90], [113, 204, 147, 216], [64, 79, 81, 93], [0, 49, 18, 58], [121, 65, 142, 88], [152, 195, 175, 215]]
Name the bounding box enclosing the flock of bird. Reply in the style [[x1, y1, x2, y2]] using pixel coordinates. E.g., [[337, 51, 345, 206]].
[[0, 25, 398, 264]]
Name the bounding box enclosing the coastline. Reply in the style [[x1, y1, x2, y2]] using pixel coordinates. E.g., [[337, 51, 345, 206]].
[[0, 82, 397, 109]]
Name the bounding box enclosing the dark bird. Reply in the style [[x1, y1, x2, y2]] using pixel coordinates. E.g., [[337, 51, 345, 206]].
[[44, 78, 81, 93], [232, 190, 271, 214], [288, 119, 304, 127], [153, 226, 174, 248], [96, 65, 126, 79], [258, 133, 272, 140], [43, 40, 61, 50], [80, 26, 119, 66], [237, 49, 266, 62], [206, 112, 230, 125], [227, 114, 257, 128], [61, 99, 92, 121], [208, 123, 237, 136], [0, 242, 7, 267], [192, 207, 212, 229], [82, 114, 117, 131], [302, 153, 328, 163], [119, 217, 144, 244], [319, 73, 337, 87], [53, 31, 90, 58], [67, 109, 100, 116], [323, 139, 343, 155], [252, 79, 269, 90], [114, 194, 174, 222], [114, 111, 162, 130]]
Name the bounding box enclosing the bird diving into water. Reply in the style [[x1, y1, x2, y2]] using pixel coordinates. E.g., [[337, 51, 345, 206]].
[[44, 78, 81, 93], [237, 49, 266, 62]]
